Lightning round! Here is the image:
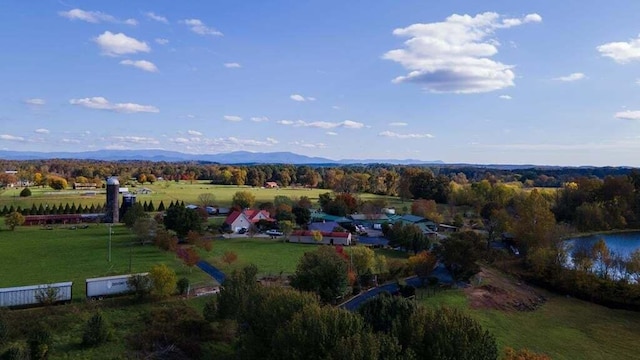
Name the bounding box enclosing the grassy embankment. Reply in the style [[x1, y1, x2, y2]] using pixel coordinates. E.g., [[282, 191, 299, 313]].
[[419, 283, 640, 360]]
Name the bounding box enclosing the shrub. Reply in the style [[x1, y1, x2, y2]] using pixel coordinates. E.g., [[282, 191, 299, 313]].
[[177, 277, 190, 295], [149, 264, 177, 298], [28, 327, 52, 360], [19, 188, 31, 197], [203, 299, 217, 322], [1, 342, 28, 360], [82, 313, 112, 347], [0, 316, 7, 346], [127, 274, 151, 300], [35, 286, 59, 306]]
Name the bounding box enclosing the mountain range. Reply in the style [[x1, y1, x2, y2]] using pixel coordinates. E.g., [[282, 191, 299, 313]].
[[0, 149, 444, 165]]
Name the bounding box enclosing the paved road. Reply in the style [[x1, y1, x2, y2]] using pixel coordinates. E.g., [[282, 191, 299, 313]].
[[339, 263, 454, 312], [196, 260, 226, 284]]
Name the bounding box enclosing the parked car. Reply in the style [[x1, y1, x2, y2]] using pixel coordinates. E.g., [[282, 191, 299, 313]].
[[265, 229, 284, 236], [238, 227, 248, 234]]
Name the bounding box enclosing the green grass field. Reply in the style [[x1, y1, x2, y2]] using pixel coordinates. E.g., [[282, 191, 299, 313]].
[[418, 287, 640, 360], [0, 181, 410, 212], [0, 221, 213, 300], [203, 237, 407, 275]]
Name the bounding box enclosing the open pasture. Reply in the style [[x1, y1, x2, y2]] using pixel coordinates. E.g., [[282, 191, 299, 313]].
[[0, 221, 213, 300], [0, 181, 409, 212]]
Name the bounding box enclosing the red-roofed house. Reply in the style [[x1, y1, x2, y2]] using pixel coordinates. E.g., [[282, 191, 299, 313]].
[[243, 209, 273, 223], [223, 209, 275, 233], [265, 181, 279, 188], [290, 230, 352, 246], [223, 211, 252, 232]]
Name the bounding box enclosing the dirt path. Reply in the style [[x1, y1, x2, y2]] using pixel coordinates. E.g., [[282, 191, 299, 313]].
[[465, 267, 547, 311]]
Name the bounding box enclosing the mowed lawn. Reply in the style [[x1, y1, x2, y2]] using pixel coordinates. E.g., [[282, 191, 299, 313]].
[[418, 289, 640, 360], [0, 182, 334, 209], [204, 237, 408, 276], [0, 221, 214, 300], [0, 181, 408, 211]]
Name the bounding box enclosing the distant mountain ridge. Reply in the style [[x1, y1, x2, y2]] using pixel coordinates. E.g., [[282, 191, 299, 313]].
[[0, 149, 444, 165]]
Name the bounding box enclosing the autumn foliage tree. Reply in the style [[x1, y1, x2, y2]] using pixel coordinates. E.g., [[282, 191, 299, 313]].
[[407, 250, 437, 284], [222, 251, 238, 265], [5, 211, 25, 231]]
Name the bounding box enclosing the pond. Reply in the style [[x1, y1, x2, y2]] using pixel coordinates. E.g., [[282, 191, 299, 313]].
[[565, 231, 640, 258], [564, 232, 640, 280]]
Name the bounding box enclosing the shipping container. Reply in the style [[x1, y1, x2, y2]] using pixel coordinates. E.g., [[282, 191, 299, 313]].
[[85, 273, 148, 299], [0, 282, 73, 308]]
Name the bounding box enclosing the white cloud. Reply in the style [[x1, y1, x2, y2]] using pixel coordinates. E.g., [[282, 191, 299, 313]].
[[597, 35, 640, 63], [384, 12, 542, 93], [553, 72, 585, 82], [266, 137, 279, 144], [34, 128, 50, 134], [119, 59, 158, 72], [290, 94, 316, 102], [155, 38, 169, 45], [0, 134, 25, 142], [69, 97, 159, 113], [499, 95, 512, 100], [170, 137, 190, 144], [326, 131, 338, 136], [290, 141, 326, 149], [59, 9, 136, 25], [615, 110, 640, 120], [24, 98, 45, 106], [379, 131, 434, 139], [224, 62, 242, 68], [112, 136, 159, 144], [94, 31, 150, 56], [223, 115, 243, 122], [61, 138, 81, 144], [332, 105, 341, 110], [277, 119, 365, 129], [251, 116, 269, 122], [342, 120, 364, 129], [637, 79, 640, 86], [187, 130, 202, 136], [389, 122, 408, 126], [182, 19, 223, 36], [145, 12, 168, 24]]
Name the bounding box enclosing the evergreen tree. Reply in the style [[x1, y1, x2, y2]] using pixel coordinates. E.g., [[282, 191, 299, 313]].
[[1, 205, 8, 216], [157, 200, 165, 212], [142, 201, 149, 212], [30, 204, 38, 215], [70, 203, 77, 214], [38, 204, 45, 215], [147, 200, 155, 212]]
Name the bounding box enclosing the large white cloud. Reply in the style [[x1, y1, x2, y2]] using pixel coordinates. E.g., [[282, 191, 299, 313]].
[[384, 12, 541, 94], [182, 19, 223, 36], [379, 131, 434, 139], [615, 110, 640, 120], [119, 59, 158, 72], [277, 119, 364, 129], [94, 31, 150, 56], [59, 9, 136, 25], [69, 97, 159, 113], [597, 35, 640, 63]]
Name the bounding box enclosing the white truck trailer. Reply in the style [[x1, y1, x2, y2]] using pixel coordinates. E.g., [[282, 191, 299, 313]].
[[0, 282, 73, 308], [85, 273, 148, 299]]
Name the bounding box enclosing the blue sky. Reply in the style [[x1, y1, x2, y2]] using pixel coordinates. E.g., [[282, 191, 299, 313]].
[[2, 0, 640, 166]]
